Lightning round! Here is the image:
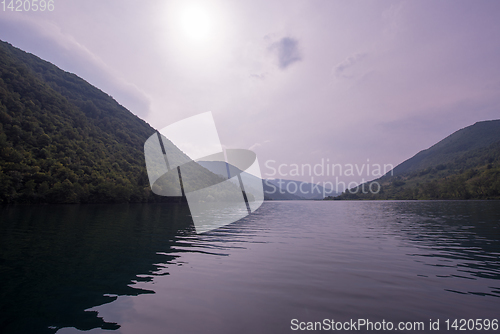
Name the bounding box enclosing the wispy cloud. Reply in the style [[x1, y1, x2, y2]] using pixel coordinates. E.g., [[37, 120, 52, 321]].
[[249, 140, 270, 151], [250, 73, 268, 80], [333, 52, 368, 77], [269, 37, 302, 70]]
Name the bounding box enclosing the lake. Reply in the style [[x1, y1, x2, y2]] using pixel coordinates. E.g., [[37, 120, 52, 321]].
[[0, 201, 499, 333]]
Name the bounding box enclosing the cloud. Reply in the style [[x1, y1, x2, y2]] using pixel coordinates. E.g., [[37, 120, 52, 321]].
[[333, 52, 368, 77], [269, 37, 302, 69], [250, 73, 268, 80], [249, 140, 271, 151]]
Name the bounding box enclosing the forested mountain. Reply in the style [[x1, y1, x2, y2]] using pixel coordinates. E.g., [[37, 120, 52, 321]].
[[330, 120, 500, 200], [0, 40, 221, 204], [389, 120, 500, 176]]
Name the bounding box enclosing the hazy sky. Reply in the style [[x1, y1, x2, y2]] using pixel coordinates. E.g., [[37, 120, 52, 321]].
[[1, 0, 500, 185]]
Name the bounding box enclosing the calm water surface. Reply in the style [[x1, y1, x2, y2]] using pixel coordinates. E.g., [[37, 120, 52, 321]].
[[0, 201, 499, 333]]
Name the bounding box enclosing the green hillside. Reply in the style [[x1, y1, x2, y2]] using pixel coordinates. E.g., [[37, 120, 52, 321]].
[[329, 120, 500, 200], [0, 40, 224, 204], [390, 120, 500, 176]]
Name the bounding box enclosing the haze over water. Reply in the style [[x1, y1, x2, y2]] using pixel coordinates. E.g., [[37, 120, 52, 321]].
[[1, 200, 499, 333]]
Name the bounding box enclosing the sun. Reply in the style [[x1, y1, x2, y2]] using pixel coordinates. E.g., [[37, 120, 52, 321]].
[[179, 4, 212, 42]]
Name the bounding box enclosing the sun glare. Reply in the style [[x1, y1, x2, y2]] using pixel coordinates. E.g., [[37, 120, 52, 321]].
[[179, 5, 212, 42]]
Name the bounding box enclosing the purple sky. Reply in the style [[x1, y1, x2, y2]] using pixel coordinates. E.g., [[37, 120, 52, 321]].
[[1, 0, 500, 187]]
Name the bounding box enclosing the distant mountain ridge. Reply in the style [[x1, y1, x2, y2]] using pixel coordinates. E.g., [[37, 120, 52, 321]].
[[331, 120, 500, 200], [197, 161, 307, 200], [197, 160, 339, 200]]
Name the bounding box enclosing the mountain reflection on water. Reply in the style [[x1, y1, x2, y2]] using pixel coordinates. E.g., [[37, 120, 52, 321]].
[[383, 201, 500, 282], [0, 201, 499, 334], [0, 203, 194, 333]]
